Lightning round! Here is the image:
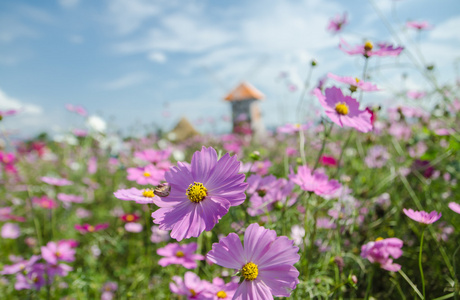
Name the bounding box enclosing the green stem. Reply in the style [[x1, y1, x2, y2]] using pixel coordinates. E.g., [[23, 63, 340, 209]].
[[419, 230, 426, 300], [333, 129, 354, 177], [312, 122, 333, 171], [364, 267, 374, 300], [398, 269, 424, 299]]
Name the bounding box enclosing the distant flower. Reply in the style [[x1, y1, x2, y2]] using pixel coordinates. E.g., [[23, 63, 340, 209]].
[[388, 122, 412, 140], [41, 176, 73, 186], [364, 145, 390, 168], [33, 196, 58, 209], [339, 39, 403, 58], [58, 239, 79, 248], [327, 12, 348, 33], [240, 160, 272, 176], [134, 149, 172, 165], [88, 157, 98, 174], [150, 225, 170, 243], [317, 217, 336, 229], [320, 155, 337, 167], [152, 147, 248, 241], [75, 223, 109, 234], [328, 73, 379, 92], [207, 223, 300, 299], [361, 237, 403, 272], [406, 20, 432, 30], [277, 123, 310, 134], [57, 193, 84, 203], [407, 90, 426, 100], [41, 241, 76, 265], [286, 147, 298, 157], [126, 164, 164, 186], [208, 277, 238, 300], [157, 242, 205, 269], [1, 255, 41, 275], [114, 187, 160, 204], [314, 87, 373, 132], [246, 175, 279, 216], [124, 222, 143, 233], [0, 109, 17, 120], [403, 208, 442, 224], [86, 115, 106, 133], [101, 282, 118, 300], [448, 202, 460, 214], [76, 208, 92, 219], [412, 160, 434, 178], [121, 213, 140, 223], [1, 223, 20, 239], [289, 165, 341, 196], [290, 225, 305, 246], [65, 104, 88, 116], [72, 128, 88, 137], [170, 272, 212, 299]]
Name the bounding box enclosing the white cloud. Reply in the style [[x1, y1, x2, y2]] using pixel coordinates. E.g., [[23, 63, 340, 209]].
[[101, 73, 149, 90], [0, 88, 43, 115], [58, 0, 80, 9], [105, 0, 160, 35], [147, 51, 166, 63], [0, 17, 37, 43]]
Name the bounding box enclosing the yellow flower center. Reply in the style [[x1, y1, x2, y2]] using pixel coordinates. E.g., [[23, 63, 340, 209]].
[[143, 172, 151, 177], [56, 251, 61, 258], [335, 102, 349, 115], [241, 262, 258, 281], [126, 215, 135, 222], [190, 289, 197, 297], [142, 189, 155, 198], [376, 237, 384, 241], [355, 78, 360, 83], [217, 290, 227, 298], [176, 251, 185, 257], [88, 226, 95, 232], [364, 41, 373, 51], [294, 123, 301, 128], [186, 182, 208, 203]]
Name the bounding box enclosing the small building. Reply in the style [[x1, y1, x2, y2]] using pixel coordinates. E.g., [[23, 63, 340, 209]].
[[224, 82, 265, 138], [167, 117, 200, 142]]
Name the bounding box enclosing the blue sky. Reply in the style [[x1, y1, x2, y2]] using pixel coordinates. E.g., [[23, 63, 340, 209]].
[[0, 0, 459, 138]]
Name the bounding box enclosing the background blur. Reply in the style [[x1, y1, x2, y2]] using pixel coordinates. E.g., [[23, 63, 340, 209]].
[[0, 0, 459, 138]]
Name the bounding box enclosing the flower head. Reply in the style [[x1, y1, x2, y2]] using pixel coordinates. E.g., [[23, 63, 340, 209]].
[[126, 164, 165, 186], [41, 241, 76, 265], [114, 187, 161, 204], [157, 242, 205, 269], [406, 20, 432, 30], [314, 87, 372, 132], [327, 73, 379, 92], [170, 271, 212, 299], [207, 223, 300, 299], [361, 238, 403, 272], [448, 202, 460, 214], [41, 176, 73, 186], [327, 12, 348, 33], [151, 147, 248, 241], [1, 223, 20, 239], [289, 165, 341, 196], [33, 196, 58, 209], [339, 39, 403, 58], [74, 223, 109, 234], [403, 208, 441, 224]]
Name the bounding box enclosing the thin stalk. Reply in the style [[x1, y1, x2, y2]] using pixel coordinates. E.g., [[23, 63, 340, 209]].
[[333, 129, 353, 177], [364, 268, 374, 300], [358, 58, 369, 103], [419, 230, 426, 300], [312, 122, 333, 171], [398, 269, 424, 299], [26, 189, 43, 247]]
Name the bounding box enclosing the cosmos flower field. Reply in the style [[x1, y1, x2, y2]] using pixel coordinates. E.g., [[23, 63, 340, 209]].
[[1, 9, 460, 300]]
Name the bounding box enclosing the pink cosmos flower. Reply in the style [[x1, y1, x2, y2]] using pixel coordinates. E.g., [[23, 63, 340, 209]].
[[0, 109, 17, 120], [448, 202, 460, 214], [317, 217, 336, 229], [150, 225, 170, 243], [339, 39, 403, 58], [101, 282, 118, 300], [320, 155, 337, 167], [58, 239, 79, 248], [114, 187, 160, 204], [75, 223, 109, 234], [406, 20, 432, 30], [364, 145, 390, 168], [0, 207, 25, 222], [327, 12, 348, 33], [33, 196, 58, 209], [157, 242, 205, 269], [121, 213, 140, 223], [208, 277, 238, 300], [170, 271, 212, 299], [87, 156, 98, 174], [72, 128, 88, 137], [403, 208, 441, 224], [327, 73, 379, 92], [41, 241, 76, 265], [314, 87, 373, 132], [124, 222, 143, 233], [1, 255, 41, 275], [126, 164, 165, 185], [1, 223, 20, 239], [246, 175, 279, 216], [41, 176, 73, 186], [361, 238, 403, 272], [277, 123, 310, 134], [240, 160, 272, 176], [57, 193, 84, 203], [151, 147, 248, 241], [207, 223, 300, 299], [134, 148, 172, 164], [289, 165, 341, 196], [65, 104, 87, 116], [407, 90, 426, 100]]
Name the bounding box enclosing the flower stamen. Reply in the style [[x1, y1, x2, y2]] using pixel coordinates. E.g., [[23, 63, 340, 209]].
[[176, 251, 185, 257], [142, 189, 155, 198], [217, 291, 227, 298], [186, 182, 208, 203], [241, 262, 258, 281], [143, 172, 151, 177], [335, 102, 349, 115]]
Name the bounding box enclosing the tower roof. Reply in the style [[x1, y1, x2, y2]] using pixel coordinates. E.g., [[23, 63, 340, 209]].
[[224, 82, 265, 102]]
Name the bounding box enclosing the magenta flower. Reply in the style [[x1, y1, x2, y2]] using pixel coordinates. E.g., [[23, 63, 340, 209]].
[[126, 164, 165, 185], [41, 176, 73, 186], [277, 123, 310, 134], [114, 187, 161, 204], [157, 242, 205, 269], [364, 145, 390, 168], [406, 20, 432, 30], [121, 213, 140, 223], [151, 147, 248, 241], [1, 223, 20, 239], [209, 277, 238, 300], [33, 196, 58, 209], [75, 223, 109, 234], [314, 87, 373, 132], [41, 241, 76, 265], [134, 148, 172, 164], [1, 255, 41, 275], [361, 238, 403, 272], [320, 155, 337, 167], [327, 12, 348, 33], [289, 165, 341, 196], [170, 271, 212, 299], [403, 208, 442, 224], [327, 73, 379, 92], [240, 160, 272, 176], [207, 223, 300, 299], [0, 109, 17, 120], [448, 202, 460, 214], [339, 39, 403, 58], [57, 193, 84, 203]]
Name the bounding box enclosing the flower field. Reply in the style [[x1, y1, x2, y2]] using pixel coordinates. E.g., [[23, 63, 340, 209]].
[[1, 3, 460, 300]]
